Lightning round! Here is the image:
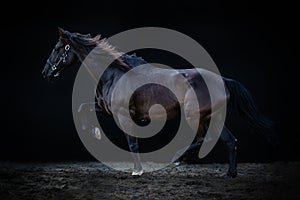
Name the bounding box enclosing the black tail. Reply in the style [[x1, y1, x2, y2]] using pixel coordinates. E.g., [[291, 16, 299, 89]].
[[223, 78, 278, 146]]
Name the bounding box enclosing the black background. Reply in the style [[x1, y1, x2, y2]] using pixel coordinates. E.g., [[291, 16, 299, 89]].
[[0, 0, 299, 163]]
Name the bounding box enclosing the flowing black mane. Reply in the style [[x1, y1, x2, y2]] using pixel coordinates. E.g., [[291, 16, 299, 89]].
[[61, 30, 147, 71]]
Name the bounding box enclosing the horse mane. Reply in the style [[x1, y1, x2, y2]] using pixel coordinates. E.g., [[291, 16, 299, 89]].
[[61, 30, 132, 71]]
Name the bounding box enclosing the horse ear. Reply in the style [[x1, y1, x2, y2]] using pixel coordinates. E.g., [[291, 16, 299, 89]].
[[58, 27, 65, 37]]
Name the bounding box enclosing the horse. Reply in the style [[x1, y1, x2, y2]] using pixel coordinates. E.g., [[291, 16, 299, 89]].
[[42, 28, 274, 178]]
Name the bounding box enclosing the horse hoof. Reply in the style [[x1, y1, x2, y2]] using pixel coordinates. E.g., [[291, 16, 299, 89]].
[[226, 171, 237, 178], [92, 127, 101, 140], [168, 162, 180, 169], [132, 169, 144, 176], [173, 161, 181, 166]]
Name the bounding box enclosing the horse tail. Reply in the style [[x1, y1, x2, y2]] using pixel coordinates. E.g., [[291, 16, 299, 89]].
[[223, 78, 278, 146]]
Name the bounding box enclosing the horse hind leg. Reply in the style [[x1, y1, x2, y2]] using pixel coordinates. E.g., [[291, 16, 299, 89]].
[[220, 126, 238, 178], [172, 108, 206, 165]]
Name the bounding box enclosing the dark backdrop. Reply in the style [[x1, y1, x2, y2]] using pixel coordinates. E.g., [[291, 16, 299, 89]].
[[0, 0, 298, 163]]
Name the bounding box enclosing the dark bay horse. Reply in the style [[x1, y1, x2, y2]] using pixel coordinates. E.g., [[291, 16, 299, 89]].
[[42, 28, 274, 177]]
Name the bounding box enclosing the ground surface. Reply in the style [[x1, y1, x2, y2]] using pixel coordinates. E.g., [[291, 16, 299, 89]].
[[0, 161, 299, 200]]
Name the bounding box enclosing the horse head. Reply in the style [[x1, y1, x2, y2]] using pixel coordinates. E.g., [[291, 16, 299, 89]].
[[42, 27, 79, 81]]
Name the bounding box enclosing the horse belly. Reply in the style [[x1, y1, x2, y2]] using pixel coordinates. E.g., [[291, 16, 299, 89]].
[[131, 85, 181, 121]]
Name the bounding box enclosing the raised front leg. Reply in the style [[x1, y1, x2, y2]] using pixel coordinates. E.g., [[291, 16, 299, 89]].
[[77, 102, 101, 140], [220, 126, 237, 178]]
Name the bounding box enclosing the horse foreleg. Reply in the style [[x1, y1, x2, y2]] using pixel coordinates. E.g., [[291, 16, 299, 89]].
[[78, 102, 96, 130], [126, 134, 143, 175], [117, 113, 143, 175], [220, 126, 237, 178], [77, 102, 102, 140]]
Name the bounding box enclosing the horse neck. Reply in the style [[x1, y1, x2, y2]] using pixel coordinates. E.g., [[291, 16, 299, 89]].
[[74, 43, 129, 83]]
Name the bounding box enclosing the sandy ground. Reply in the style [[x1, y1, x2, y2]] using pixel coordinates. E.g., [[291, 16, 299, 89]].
[[0, 161, 299, 200]]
